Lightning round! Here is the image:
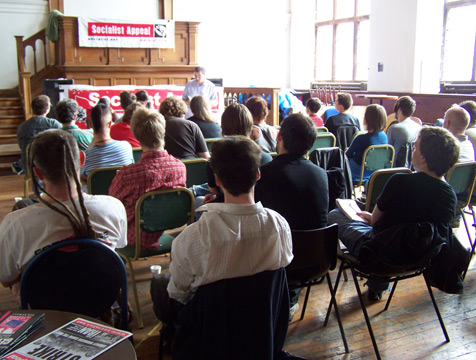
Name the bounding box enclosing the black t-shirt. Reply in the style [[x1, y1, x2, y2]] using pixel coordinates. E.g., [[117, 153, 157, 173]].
[[255, 153, 329, 230], [165, 117, 208, 159], [375, 172, 457, 234], [188, 116, 222, 139]]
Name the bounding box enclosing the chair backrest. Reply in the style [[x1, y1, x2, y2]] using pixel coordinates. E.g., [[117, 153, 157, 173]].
[[286, 224, 338, 286], [394, 142, 414, 168], [356, 145, 395, 185], [365, 167, 413, 212], [87, 165, 123, 195], [309, 133, 336, 154], [132, 147, 142, 162], [335, 125, 359, 150], [173, 268, 289, 360], [20, 238, 129, 329], [316, 126, 328, 133], [205, 138, 221, 153], [384, 112, 397, 132], [446, 161, 476, 208], [181, 158, 208, 188]]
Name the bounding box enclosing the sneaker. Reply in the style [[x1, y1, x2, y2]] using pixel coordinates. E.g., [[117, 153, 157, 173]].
[[11, 162, 23, 175], [289, 303, 300, 321]]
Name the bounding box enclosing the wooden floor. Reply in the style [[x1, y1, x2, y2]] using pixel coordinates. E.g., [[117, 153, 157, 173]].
[[0, 174, 476, 359]]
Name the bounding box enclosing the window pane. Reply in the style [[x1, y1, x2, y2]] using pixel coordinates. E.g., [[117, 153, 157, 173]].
[[335, 22, 354, 80], [355, 20, 369, 80], [335, 0, 354, 19], [315, 25, 333, 80], [357, 0, 370, 16], [442, 5, 476, 81], [316, 0, 334, 22]]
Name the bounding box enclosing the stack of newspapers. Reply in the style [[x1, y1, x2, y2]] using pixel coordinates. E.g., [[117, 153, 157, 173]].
[[0, 311, 44, 356]]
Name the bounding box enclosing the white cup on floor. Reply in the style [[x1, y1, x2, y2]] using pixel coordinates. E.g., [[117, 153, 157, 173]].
[[150, 265, 162, 277]]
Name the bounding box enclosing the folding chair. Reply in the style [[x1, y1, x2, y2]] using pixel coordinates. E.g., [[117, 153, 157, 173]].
[[205, 138, 220, 153], [308, 133, 336, 155], [132, 147, 142, 163], [181, 158, 208, 188], [87, 165, 123, 195], [117, 187, 194, 328], [316, 126, 328, 133]]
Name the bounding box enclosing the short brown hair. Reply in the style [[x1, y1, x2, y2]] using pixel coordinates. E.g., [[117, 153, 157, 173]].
[[394, 96, 416, 117], [419, 126, 459, 177], [131, 108, 166, 149], [123, 102, 144, 123], [245, 96, 269, 122], [221, 103, 253, 137], [90, 103, 111, 133], [336, 93, 352, 110], [120, 91, 136, 110], [280, 113, 317, 155], [306, 98, 322, 114], [364, 104, 387, 133], [210, 136, 261, 196], [159, 96, 188, 118], [460, 100, 476, 126], [31, 95, 51, 116]]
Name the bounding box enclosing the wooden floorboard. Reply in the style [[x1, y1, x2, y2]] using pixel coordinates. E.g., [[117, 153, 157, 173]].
[[0, 174, 476, 359]]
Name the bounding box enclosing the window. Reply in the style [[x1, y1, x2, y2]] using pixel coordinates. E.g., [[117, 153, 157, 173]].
[[314, 0, 370, 82], [441, 0, 476, 82]]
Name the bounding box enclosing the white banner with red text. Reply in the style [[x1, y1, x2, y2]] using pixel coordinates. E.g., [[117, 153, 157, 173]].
[[78, 17, 175, 48]]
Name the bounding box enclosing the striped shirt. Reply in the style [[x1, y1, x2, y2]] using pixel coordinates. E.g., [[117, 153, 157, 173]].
[[81, 140, 134, 177]]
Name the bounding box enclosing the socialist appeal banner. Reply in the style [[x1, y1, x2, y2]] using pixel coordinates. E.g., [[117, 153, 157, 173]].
[[78, 17, 174, 48]]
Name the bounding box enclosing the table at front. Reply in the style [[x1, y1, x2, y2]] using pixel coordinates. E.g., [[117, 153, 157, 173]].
[[356, 94, 399, 105], [3, 309, 137, 360]]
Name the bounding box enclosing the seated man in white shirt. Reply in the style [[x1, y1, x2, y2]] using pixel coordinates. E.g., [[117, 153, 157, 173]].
[[443, 105, 475, 163], [150, 136, 294, 352]]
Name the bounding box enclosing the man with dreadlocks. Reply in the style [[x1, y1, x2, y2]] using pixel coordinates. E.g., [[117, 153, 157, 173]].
[[0, 129, 127, 301]]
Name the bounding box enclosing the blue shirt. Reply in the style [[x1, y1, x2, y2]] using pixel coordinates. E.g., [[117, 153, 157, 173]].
[[81, 140, 134, 177], [346, 131, 388, 165]]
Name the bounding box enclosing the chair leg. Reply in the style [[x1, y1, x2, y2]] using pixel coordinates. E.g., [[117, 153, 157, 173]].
[[325, 272, 349, 353], [125, 259, 144, 329], [300, 286, 311, 320], [324, 261, 345, 326], [350, 266, 381, 360], [461, 208, 474, 254], [383, 280, 398, 311], [424, 275, 450, 343]]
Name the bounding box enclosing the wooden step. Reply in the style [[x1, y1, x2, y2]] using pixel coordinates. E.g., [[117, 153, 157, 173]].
[[0, 143, 20, 176], [0, 124, 19, 136], [0, 97, 22, 107], [0, 106, 23, 116], [0, 134, 17, 145]]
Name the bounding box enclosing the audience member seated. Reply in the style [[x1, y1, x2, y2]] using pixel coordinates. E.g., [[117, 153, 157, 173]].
[[324, 92, 361, 135], [110, 102, 144, 147], [387, 96, 420, 167], [0, 130, 127, 303], [159, 96, 210, 160], [329, 126, 459, 300], [182, 66, 218, 119], [204, 103, 273, 204], [306, 98, 324, 127], [246, 96, 278, 153], [255, 113, 329, 318], [150, 136, 294, 356], [135, 90, 154, 110], [346, 104, 388, 182], [110, 108, 186, 250], [80, 103, 134, 180], [16, 95, 61, 171], [55, 99, 93, 151], [116, 91, 137, 123], [188, 95, 222, 138], [460, 100, 476, 160], [97, 97, 119, 123], [443, 105, 475, 162]]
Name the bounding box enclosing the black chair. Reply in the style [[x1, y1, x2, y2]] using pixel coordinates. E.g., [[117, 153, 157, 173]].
[[324, 233, 449, 360], [335, 125, 359, 150], [286, 225, 349, 353], [171, 268, 290, 360], [20, 238, 129, 331]]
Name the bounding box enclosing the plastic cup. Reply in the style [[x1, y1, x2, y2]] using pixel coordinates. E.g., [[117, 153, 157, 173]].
[[150, 265, 162, 276]]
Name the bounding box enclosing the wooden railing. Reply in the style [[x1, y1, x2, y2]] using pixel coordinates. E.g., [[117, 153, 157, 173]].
[[15, 29, 49, 120], [223, 87, 280, 126]]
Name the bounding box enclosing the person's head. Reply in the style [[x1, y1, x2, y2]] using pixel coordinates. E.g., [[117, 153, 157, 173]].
[[28, 129, 95, 238], [190, 95, 215, 123], [131, 107, 166, 149], [55, 99, 78, 124], [394, 96, 416, 120], [31, 95, 51, 116], [459, 100, 476, 126], [364, 104, 387, 133], [443, 105, 471, 135], [306, 98, 322, 115], [76, 106, 86, 123], [210, 136, 261, 197], [413, 126, 459, 177], [98, 97, 111, 107], [159, 96, 188, 118], [122, 102, 144, 124], [335, 93, 352, 111], [221, 103, 253, 137], [135, 90, 150, 108], [245, 96, 269, 123], [279, 113, 316, 156], [90, 103, 112, 133], [193, 66, 206, 85], [120, 91, 137, 111]]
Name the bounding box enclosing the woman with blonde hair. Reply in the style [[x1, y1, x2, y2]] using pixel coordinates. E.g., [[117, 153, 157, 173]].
[[188, 95, 221, 138]]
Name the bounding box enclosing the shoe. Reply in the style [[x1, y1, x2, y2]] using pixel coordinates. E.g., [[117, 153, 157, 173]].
[[289, 303, 300, 322], [277, 350, 308, 359], [11, 162, 23, 175], [367, 288, 385, 301]]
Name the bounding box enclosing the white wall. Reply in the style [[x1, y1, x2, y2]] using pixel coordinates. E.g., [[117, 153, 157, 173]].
[[63, 0, 158, 20]]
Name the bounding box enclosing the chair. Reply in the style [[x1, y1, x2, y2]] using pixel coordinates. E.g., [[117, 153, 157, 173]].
[[309, 133, 336, 154], [171, 268, 290, 360], [365, 167, 413, 212], [353, 144, 395, 198], [270, 152, 279, 158], [384, 112, 397, 132], [445, 161, 476, 256], [132, 147, 142, 162], [286, 225, 349, 353], [316, 126, 328, 133], [325, 239, 449, 360], [87, 165, 123, 195], [20, 238, 129, 331], [394, 142, 414, 168], [335, 125, 359, 150], [117, 187, 194, 328], [181, 158, 208, 188], [205, 138, 220, 153]]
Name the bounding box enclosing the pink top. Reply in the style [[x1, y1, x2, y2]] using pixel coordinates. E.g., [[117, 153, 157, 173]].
[[309, 113, 324, 127]]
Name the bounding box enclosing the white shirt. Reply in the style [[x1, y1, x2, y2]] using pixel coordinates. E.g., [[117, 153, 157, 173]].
[[167, 202, 293, 304], [182, 79, 218, 118], [0, 194, 127, 283]]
